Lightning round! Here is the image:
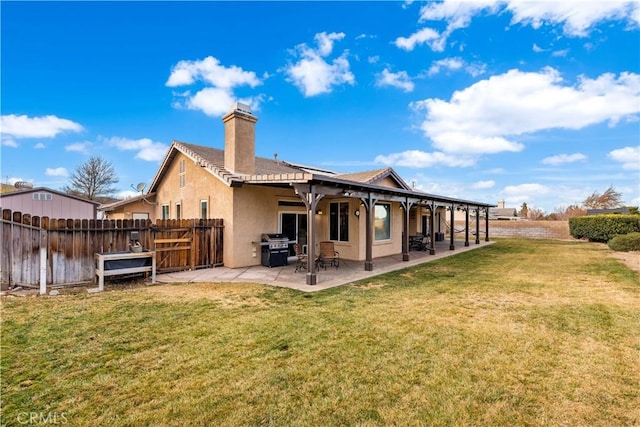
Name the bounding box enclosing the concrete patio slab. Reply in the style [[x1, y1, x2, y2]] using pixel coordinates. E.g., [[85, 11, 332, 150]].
[[155, 240, 494, 292]]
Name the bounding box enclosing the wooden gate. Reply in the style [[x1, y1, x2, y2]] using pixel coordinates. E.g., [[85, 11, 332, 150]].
[[152, 219, 224, 273]]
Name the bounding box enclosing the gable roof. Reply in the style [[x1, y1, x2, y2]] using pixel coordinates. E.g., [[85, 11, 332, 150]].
[[149, 141, 307, 191], [0, 187, 101, 205], [98, 192, 157, 212], [335, 168, 412, 190]]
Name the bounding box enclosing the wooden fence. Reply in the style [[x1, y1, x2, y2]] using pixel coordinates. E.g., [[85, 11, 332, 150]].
[[1, 208, 223, 291]]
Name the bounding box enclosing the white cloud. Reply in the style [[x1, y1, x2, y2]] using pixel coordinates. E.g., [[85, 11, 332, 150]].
[[505, 1, 639, 37], [284, 32, 355, 97], [34, 142, 46, 149], [2, 137, 18, 148], [0, 115, 83, 144], [375, 150, 476, 168], [501, 183, 552, 208], [427, 57, 486, 77], [166, 56, 263, 116], [552, 49, 570, 57], [471, 180, 495, 189], [412, 68, 640, 156], [166, 56, 260, 89], [115, 190, 140, 200], [315, 32, 345, 56], [375, 69, 415, 92], [45, 167, 69, 177], [368, 56, 380, 64], [416, 0, 638, 43], [186, 87, 237, 117], [608, 146, 640, 170], [532, 43, 547, 53], [7, 177, 30, 186], [394, 27, 445, 52], [102, 136, 168, 162], [504, 183, 551, 195], [65, 142, 92, 153], [542, 153, 587, 166]]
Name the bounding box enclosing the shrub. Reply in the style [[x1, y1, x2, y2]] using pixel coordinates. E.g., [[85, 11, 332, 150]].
[[569, 214, 640, 243], [608, 232, 640, 252]]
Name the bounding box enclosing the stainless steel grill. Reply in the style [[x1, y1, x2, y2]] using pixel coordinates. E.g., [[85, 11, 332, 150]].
[[260, 233, 290, 267]]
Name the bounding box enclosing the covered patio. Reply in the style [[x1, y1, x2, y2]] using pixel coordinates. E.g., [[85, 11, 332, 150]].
[[155, 238, 494, 292]]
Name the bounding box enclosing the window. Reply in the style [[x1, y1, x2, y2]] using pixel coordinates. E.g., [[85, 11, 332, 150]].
[[179, 159, 186, 188], [33, 193, 53, 201], [161, 204, 169, 220], [375, 203, 391, 241], [200, 200, 208, 219], [329, 202, 349, 242], [175, 203, 182, 220]]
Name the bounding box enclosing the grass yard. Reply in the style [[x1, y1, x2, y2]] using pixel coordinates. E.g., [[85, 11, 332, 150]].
[[1, 239, 639, 426]]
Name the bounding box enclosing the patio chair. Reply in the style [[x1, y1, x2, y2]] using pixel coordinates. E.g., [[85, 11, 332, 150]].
[[409, 234, 429, 251], [293, 244, 307, 272], [318, 241, 340, 269]]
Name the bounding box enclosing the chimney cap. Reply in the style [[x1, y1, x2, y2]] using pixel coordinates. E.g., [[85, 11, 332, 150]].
[[231, 102, 252, 115]]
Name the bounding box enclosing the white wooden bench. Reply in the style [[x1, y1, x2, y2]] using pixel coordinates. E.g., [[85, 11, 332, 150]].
[[94, 251, 156, 292]]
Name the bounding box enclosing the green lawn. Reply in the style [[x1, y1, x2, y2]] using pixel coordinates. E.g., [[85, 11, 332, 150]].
[[2, 239, 639, 426]]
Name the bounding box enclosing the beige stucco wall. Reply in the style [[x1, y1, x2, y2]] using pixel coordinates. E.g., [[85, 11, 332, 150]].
[[154, 152, 433, 267], [155, 152, 233, 221], [104, 199, 155, 220], [376, 176, 402, 188]]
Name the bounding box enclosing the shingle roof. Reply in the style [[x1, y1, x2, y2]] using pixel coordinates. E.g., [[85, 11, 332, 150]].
[[179, 142, 302, 176], [335, 168, 391, 184]]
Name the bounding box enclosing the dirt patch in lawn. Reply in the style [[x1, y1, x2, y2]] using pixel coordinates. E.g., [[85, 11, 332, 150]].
[[143, 282, 272, 307], [609, 251, 640, 274]]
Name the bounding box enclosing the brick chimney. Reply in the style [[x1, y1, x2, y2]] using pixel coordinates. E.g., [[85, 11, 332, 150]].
[[498, 200, 505, 209], [222, 102, 258, 175]]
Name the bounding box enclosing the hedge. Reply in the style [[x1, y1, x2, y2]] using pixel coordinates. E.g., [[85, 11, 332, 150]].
[[608, 232, 640, 252], [569, 214, 640, 243]]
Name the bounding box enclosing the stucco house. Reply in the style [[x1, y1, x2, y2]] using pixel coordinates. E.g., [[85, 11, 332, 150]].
[[145, 103, 494, 284], [98, 192, 157, 220], [0, 186, 100, 220]]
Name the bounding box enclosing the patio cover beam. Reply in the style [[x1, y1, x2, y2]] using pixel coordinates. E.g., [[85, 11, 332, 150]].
[[293, 183, 324, 285]]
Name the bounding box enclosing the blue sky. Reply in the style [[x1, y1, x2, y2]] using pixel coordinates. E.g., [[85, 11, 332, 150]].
[[2, 1, 639, 213]]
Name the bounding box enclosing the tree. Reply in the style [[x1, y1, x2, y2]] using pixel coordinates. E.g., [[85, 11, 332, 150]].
[[553, 204, 587, 220], [582, 186, 623, 209], [65, 156, 119, 201], [519, 202, 529, 219], [528, 207, 545, 220]]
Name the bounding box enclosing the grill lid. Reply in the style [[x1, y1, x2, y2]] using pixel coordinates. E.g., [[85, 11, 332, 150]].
[[261, 233, 289, 242]]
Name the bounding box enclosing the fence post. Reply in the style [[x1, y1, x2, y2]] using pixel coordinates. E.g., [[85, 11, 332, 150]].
[[40, 230, 47, 295]]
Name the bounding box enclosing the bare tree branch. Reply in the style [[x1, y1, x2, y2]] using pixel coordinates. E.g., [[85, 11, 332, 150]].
[[582, 186, 623, 209], [64, 156, 119, 201]]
